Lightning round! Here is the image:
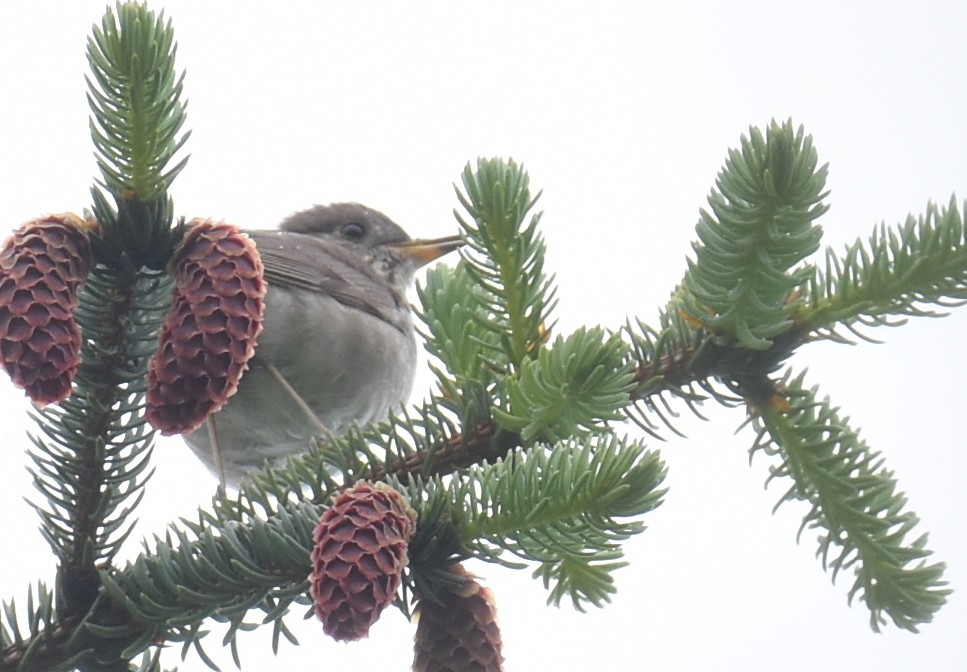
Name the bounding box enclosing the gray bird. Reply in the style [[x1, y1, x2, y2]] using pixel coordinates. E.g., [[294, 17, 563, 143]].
[[182, 203, 462, 489]]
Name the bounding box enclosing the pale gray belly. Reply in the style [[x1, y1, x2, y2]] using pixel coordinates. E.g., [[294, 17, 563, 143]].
[[183, 284, 416, 484]]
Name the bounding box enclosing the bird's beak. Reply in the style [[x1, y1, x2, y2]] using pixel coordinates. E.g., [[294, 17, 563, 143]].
[[393, 235, 464, 267]]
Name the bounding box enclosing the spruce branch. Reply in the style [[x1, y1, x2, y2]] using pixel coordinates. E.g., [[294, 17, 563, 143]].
[[4, 431, 665, 666], [86, 1, 188, 270], [68, 435, 663, 659], [26, 267, 171, 625], [87, 2, 189, 202], [451, 435, 666, 609], [677, 119, 827, 350], [748, 370, 950, 632], [2, 3, 191, 669], [617, 121, 952, 634], [622, 307, 799, 439], [494, 327, 635, 444], [0, 581, 89, 672], [417, 261, 506, 415], [454, 158, 556, 369], [621, 120, 828, 435], [799, 196, 967, 342], [88, 499, 323, 662]]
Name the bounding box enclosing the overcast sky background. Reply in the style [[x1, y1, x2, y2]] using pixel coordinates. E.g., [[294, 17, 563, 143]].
[[2, 2, 966, 670]]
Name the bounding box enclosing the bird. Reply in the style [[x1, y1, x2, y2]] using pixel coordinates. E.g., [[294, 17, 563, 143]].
[[181, 202, 463, 490]]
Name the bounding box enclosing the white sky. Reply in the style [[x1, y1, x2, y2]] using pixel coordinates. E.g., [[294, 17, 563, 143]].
[[2, 2, 966, 670]]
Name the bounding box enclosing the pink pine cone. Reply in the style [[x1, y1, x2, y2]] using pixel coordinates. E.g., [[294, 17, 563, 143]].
[[146, 218, 265, 434], [0, 214, 93, 406], [310, 481, 417, 642], [413, 564, 504, 672]]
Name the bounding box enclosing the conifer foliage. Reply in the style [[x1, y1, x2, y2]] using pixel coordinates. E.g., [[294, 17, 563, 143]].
[[1, 3, 963, 671]]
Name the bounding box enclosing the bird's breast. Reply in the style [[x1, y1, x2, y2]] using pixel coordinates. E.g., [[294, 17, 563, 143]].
[[255, 283, 417, 426], [182, 282, 417, 481]]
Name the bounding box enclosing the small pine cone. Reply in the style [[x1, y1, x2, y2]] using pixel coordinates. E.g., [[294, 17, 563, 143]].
[[0, 214, 93, 406], [413, 565, 504, 672], [146, 219, 265, 434], [310, 481, 417, 642]]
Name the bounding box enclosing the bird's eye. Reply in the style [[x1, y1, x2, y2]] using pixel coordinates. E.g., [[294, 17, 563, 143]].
[[340, 221, 366, 240]]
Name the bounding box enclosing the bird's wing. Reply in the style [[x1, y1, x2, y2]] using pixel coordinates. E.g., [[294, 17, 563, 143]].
[[247, 230, 404, 326]]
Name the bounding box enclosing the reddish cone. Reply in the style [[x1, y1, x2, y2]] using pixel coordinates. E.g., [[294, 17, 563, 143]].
[[413, 565, 504, 672], [310, 481, 417, 641], [146, 218, 265, 434], [0, 214, 93, 406]]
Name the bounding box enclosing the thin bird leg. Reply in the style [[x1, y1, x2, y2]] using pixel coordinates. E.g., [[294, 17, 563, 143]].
[[207, 414, 227, 498], [265, 362, 330, 435]]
